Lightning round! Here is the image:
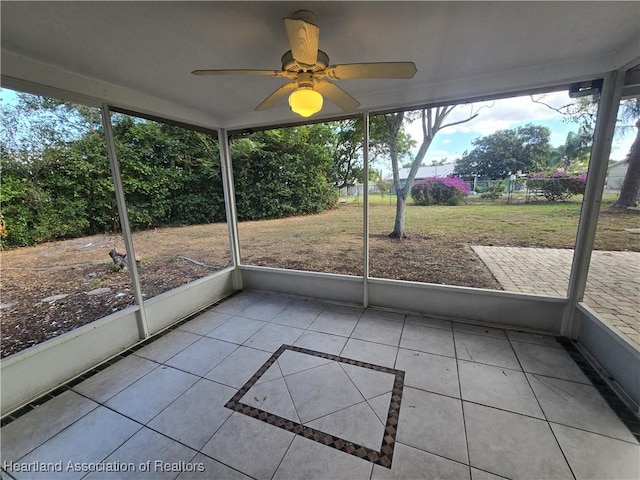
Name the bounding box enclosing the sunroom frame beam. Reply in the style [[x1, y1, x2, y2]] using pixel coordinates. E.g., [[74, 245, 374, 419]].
[[100, 103, 149, 338], [562, 70, 625, 338], [363, 112, 371, 307], [219, 128, 243, 290]]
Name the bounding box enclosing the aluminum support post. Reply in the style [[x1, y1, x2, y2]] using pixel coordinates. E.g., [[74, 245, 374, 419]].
[[219, 128, 243, 290], [363, 112, 371, 308], [562, 71, 625, 338], [100, 104, 149, 338]]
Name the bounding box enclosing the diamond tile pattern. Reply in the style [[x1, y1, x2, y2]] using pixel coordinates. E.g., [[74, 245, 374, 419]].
[[276, 361, 365, 423], [226, 345, 405, 468], [2, 291, 638, 480]]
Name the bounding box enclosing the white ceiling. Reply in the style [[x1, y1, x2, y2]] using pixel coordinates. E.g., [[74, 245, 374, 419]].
[[2, 1, 639, 131]]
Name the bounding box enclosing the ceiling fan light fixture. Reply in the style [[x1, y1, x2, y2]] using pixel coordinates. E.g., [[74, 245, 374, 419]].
[[192, 11, 416, 115], [288, 87, 323, 117]]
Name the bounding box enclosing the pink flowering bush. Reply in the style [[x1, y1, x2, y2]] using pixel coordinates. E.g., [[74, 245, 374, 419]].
[[411, 177, 471, 206], [528, 171, 587, 201]]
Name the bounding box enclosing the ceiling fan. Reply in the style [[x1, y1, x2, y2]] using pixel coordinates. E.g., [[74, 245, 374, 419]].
[[192, 10, 417, 117]]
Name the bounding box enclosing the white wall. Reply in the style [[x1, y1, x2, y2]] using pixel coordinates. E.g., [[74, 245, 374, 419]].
[[1, 269, 236, 415]]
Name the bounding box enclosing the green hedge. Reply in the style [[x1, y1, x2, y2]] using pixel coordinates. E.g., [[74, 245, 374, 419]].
[[1, 118, 340, 248]]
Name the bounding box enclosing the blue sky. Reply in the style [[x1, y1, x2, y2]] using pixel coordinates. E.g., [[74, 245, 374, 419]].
[[403, 90, 636, 167]]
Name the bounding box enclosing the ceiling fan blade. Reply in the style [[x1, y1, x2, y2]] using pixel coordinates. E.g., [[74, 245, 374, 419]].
[[191, 69, 293, 78], [324, 62, 417, 80], [284, 17, 319, 66], [316, 81, 360, 111], [255, 82, 298, 111]]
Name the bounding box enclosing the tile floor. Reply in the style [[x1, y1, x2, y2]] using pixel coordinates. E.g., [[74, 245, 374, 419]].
[[2, 290, 639, 480]]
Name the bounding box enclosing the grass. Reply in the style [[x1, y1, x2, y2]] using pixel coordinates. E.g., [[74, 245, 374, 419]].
[[233, 192, 638, 285], [335, 193, 639, 251]]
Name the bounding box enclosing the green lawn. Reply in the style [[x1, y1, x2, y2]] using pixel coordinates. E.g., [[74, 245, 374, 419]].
[[337, 193, 639, 251]]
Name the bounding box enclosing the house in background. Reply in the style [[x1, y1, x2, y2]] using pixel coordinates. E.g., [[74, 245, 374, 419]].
[[396, 163, 456, 189], [607, 158, 629, 190]]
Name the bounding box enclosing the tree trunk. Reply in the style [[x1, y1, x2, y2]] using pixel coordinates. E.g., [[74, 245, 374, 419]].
[[389, 117, 434, 238], [386, 107, 477, 238], [612, 119, 640, 209], [386, 112, 406, 238], [390, 193, 407, 238]]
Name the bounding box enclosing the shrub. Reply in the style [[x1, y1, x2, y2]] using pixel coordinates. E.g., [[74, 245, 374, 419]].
[[528, 171, 587, 202], [377, 180, 392, 197], [411, 177, 470, 206], [480, 180, 506, 200], [233, 128, 338, 221]]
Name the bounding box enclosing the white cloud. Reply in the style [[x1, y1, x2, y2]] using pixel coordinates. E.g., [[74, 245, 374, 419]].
[[424, 149, 449, 159], [398, 89, 637, 166], [405, 91, 577, 140]]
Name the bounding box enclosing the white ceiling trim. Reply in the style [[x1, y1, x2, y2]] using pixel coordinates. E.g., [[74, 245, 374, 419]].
[[2, 50, 222, 130]]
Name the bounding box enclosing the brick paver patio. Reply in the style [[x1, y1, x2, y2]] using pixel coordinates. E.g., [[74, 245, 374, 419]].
[[472, 246, 640, 347]]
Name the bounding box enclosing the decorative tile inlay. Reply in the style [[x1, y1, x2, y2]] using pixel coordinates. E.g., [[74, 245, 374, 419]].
[[225, 344, 405, 468]]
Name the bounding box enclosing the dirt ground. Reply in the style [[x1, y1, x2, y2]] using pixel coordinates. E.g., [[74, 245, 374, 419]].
[[4, 202, 637, 359], [0, 219, 499, 358]]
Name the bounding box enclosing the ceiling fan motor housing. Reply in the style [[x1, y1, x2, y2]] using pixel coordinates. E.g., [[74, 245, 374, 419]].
[[296, 72, 316, 89], [290, 10, 316, 24], [281, 50, 330, 73]]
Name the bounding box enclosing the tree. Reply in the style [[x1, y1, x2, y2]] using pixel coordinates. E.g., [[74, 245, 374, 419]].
[[1, 92, 349, 246], [544, 129, 591, 172], [384, 107, 477, 238], [454, 124, 552, 178], [328, 119, 364, 189], [0, 93, 227, 245], [328, 117, 413, 189], [110, 115, 224, 228], [532, 92, 640, 208], [1, 94, 113, 245], [613, 118, 640, 208], [231, 125, 337, 220], [612, 99, 640, 209], [559, 129, 591, 172]]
